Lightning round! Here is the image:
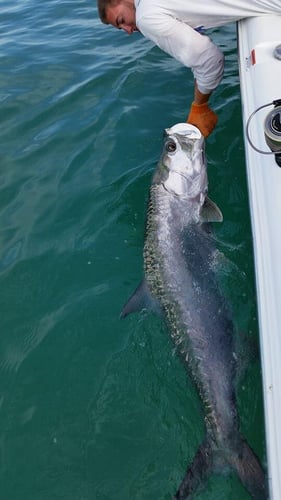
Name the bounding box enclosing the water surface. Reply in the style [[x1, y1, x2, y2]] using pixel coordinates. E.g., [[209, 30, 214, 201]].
[[0, 2, 265, 499]]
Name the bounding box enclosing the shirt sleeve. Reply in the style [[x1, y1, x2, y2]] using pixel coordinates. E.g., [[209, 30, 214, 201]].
[[136, 13, 224, 94]]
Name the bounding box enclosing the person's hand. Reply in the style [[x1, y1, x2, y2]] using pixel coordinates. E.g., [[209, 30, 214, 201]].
[[187, 101, 218, 138]]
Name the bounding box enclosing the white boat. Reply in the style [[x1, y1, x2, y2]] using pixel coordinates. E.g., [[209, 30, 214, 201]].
[[238, 15, 281, 500]]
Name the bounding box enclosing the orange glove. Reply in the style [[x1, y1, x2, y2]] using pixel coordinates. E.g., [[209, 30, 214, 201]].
[[187, 102, 218, 138]]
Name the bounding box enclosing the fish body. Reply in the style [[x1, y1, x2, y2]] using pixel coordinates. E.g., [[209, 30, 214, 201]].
[[121, 123, 267, 499]]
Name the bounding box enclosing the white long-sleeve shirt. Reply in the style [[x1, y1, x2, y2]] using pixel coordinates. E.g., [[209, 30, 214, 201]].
[[135, 0, 281, 94]]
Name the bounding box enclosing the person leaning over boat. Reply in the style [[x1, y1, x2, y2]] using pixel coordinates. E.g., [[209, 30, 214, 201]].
[[97, 0, 281, 137]]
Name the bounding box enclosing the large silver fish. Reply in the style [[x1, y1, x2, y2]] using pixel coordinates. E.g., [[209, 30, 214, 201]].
[[121, 123, 267, 499]]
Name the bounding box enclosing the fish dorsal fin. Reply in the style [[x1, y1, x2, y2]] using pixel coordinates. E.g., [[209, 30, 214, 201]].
[[200, 197, 223, 223]]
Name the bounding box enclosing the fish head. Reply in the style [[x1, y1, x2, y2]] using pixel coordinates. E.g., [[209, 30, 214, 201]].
[[155, 123, 207, 202]]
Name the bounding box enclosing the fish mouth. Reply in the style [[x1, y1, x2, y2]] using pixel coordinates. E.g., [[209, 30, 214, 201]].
[[164, 122, 202, 139]]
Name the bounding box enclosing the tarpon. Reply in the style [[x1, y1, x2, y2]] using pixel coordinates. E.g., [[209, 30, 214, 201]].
[[121, 123, 267, 499]]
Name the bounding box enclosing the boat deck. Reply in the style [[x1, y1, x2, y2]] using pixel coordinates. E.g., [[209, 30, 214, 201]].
[[238, 15, 281, 500]]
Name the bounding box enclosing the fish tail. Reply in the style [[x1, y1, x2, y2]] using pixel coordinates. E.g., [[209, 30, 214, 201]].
[[173, 437, 213, 499], [227, 435, 268, 500], [173, 433, 267, 499]]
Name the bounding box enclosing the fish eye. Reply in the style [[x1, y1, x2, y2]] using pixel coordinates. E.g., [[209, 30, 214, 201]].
[[165, 140, 177, 153]]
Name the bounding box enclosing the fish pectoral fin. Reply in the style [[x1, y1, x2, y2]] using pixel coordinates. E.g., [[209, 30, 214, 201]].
[[120, 279, 160, 318], [200, 197, 223, 223]]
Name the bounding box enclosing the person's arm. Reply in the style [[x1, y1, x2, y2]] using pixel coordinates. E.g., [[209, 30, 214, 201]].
[[186, 81, 218, 137], [137, 13, 224, 92], [194, 83, 210, 105], [137, 13, 223, 136]]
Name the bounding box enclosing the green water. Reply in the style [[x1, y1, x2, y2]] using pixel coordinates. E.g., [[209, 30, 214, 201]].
[[0, 1, 265, 498]]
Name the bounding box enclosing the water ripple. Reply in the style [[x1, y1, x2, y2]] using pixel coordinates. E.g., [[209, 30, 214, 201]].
[[0, 4, 265, 499]]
